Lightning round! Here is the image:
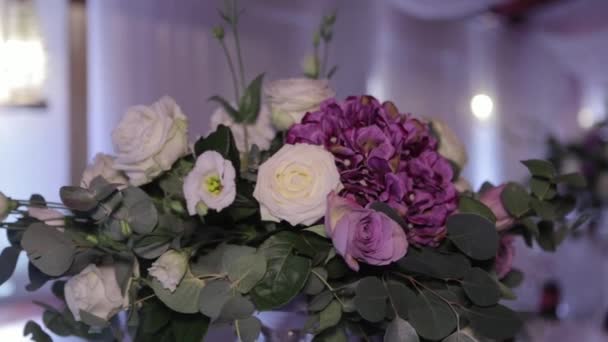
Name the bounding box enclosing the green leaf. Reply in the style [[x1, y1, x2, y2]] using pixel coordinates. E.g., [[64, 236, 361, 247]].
[[462, 268, 501, 307], [113, 253, 134, 296], [409, 290, 457, 341], [43, 309, 71, 336], [0, 246, 20, 285], [25, 262, 53, 291], [304, 224, 327, 238], [386, 280, 417, 321], [194, 125, 241, 173], [354, 277, 387, 323], [151, 271, 205, 314], [554, 172, 587, 188], [318, 300, 342, 332], [251, 232, 312, 310], [537, 221, 557, 251], [501, 183, 530, 218], [170, 313, 209, 342], [121, 187, 158, 234], [304, 267, 328, 295], [198, 279, 232, 321], [22, 223, 76, 276], [310, 291, 334, 312], [235, 316, 262, 342], [238, 73, 265, 124], [443, 331, 479, 342], [384, 317, 419, 342], [521, 159, 556, 179], [221, 245, 256, 272], [312, 325, 347, 342], [369, 202, 407, 228], [140, 299, 171, 334], [227, 253, 267, 294], [397, 247, 471, 279], [530, 177, 556, 200], [59, 186, 98, 212], [326, 257, 349, 279], [79, 310, 109, 327], [51, 280, 66, 300], [458, 196, 496, 223], [466, 304, 523, 340], [447, 213, 499, 260], [133, 235, 171, 259], [520, 217, 540, 237], [530, 199, 557, 220], [501, 269, 524, 288], [209, 95, 239, 121], [219, 294, 255, 321], [23, 320, 52, 342]]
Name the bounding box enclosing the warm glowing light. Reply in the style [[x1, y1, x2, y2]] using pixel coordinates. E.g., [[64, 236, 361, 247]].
[[0, 39, 46, 105], [470, 94, 493, 120], [577, 107, 596, 129]]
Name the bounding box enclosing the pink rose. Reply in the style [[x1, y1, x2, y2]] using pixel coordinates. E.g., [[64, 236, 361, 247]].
[[495, 235, 515, 279], [479, 184, 515, 231]]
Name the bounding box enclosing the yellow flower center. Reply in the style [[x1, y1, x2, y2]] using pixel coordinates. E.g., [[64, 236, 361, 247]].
[[203, 174, 223, 196]]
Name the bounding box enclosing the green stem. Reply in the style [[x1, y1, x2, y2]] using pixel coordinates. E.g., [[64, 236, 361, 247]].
[[231, 0, 246, 90], [219, 39, 240, 102], [321, 41, 329, 77], [311, 269, 345, 307]]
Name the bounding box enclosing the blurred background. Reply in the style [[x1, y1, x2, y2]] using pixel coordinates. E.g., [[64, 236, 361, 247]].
[[0, 0, 607, 340]]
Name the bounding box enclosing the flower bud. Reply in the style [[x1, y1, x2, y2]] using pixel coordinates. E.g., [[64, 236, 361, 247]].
[[148, 250, 188, 292], [212, 26, 225, 40]]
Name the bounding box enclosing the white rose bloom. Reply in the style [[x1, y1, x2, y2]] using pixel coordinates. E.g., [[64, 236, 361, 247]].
[[81, 153, 128, 188], [430, 118, 468, 171], [265, 78, 335, 130], [28, 207, 65, 228], [64, 264, 127, 321], [254, 143, 343, 226], [0, 192, 11, 221], [183, 151, 236, 214], [148, 250, 188, 292], [210, 104, 275, 152], [112, 96, 189, 186]]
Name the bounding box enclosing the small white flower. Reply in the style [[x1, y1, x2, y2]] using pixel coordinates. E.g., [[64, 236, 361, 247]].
[[429, 118, 468, 171], [183, 151, 236, 214], [265, 78, 335, 130], [64, 264, 127, 321], [148, 250, 188, 292], [81, 153, 128, 188], [28, 207, 65, 228], [254, 143, 343, 226], [112, 96, 189, 186], [210, 104, 275, 152]]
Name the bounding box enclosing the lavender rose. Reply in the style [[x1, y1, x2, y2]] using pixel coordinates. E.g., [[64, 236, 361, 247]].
[[479, 184, 515, 231], [495, 235, 515, 279], [325, 192, 408, 271]]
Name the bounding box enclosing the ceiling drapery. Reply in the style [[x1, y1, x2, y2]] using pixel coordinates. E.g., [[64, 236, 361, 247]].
[[385, 0, 502, 19]]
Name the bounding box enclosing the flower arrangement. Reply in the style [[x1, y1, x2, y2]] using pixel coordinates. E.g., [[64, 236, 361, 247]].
[[0, 2, 588, 342]]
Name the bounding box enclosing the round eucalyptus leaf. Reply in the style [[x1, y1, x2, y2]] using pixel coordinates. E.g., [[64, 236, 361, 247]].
[[318, 300, 342, 333], [227, 253, 267, 294], [354, 277, 387, 323], [304, 267, 327, 295], [60, 186, 98, 212], [219, 294, 255, 321], [221, 244, 256, 272], [462, 268, 501, 307], [133, 235, 171, 259], [235, 316, 261, 342], [409, 290, 457, 341], [309, 291, 334, 312], [443, 330, 479, 342], [384, 317, 419, 342], [199, 279, 232, 321], [150, 271, 205, 314], [121, 187, 158, 234], [386, 280, 416, 320], [466, 304, 522, 340], [22, 223, 76, 277], [447, 213, 498, 260]]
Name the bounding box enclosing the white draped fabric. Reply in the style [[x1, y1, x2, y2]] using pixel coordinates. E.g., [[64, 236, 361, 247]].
[[386, 0, 502, 19]]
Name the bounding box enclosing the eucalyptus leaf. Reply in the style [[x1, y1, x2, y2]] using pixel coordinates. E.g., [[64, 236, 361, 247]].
[[198, 279, 232, 321], [447, 213, 499, 260], [43, 309, 71, 336], [235, 316, 261, 342], [22, 223, 76, 277], [443, 331, 479, 342], [121, 187, 158, 234], [537, 221, 557, 251], [384, 317, 419, 342], [318, 300, 342, 332], [170, 313, 209, 342], [501, 183, 530, 218], [458, 196, 496, 223], [219, 295, 255, 321], [521, 159, 556, 179], [462, 268, 501, 307], [25, 262, 53, 291], [531, 199, 557, 220], [397, 247, 471, 279], [530, 177, 555, 200], [60, 186, 98, 212], [23, 320, 52, 342], [312, 325, 347, 342], [354, 277, 387, 323], [466, 304, 522, 340], [554, 172, 587, 188], [386, 280, 416, 320], [310, 291, 334, 312], [304, 267, 328, 295], [221, 245, 256, 272], [133, 235, 171, 259], [501, 269, 524, 288], [409, 290, 457, 341], [151, 271, 205, 314], [79, 310, 109, 328], [191, 244, 228, 276], [0, 246, 20, 286], [227, 253, 267, 294]]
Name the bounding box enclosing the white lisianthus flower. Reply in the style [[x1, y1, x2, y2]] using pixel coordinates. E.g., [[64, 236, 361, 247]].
[[183, 151, 236, 214], [254, 143, 343, 226], [265, 78, 335, 130], [112, 96, 189, 186], [148, 250, 188, 292], [81, 153, 128, 188], [64, 264, 127, 321], [28, 207, 65, 228], [429, 118, 468, 171], [210, 104, 275, 152]]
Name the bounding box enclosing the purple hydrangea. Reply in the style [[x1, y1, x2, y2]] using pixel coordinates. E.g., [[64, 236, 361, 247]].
[[286, 95, 457, 246]]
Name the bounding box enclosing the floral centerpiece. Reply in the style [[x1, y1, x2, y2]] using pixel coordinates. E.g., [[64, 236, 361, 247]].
[[0, 2, 587, 342]]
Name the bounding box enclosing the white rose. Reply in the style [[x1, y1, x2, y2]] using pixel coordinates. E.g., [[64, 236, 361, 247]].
[[64, 264, 127, 321], [430, 118, 468, 171], [454, 176, 472, 193], [81, 153, 128, 188], [265, 78, 335, 130], [210, 104, 275, 153], [254, 143, 343, 226], [148, 250, 188, 292], [28, 207, 65, 228], [112, 96, 189, 186], [183, 151, 236, 214]]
